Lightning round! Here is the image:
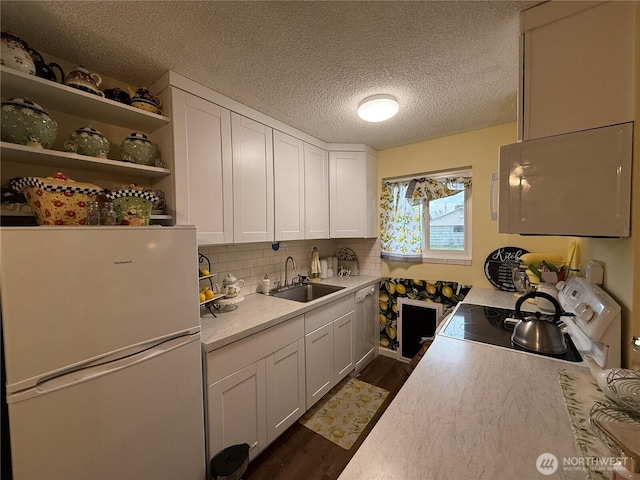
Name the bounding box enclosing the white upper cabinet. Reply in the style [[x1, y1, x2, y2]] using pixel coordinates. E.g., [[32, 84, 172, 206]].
[[304, 143, 329, 239], [273, 131, 330, 241], [499, 122, 633, 237], [154, 72, 377, 243], [520, 1, 636, 140], [231, 113, 274, 243], [329, 150, 378, 238], [273, 131, 305, 241], [170, 88, 233, 245]]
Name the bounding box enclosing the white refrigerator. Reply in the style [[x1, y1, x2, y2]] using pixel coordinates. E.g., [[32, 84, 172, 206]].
[[0, 226, 206, 479]]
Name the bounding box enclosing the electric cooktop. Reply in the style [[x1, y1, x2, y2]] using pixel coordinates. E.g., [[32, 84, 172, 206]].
[[440, 303, 583, 363]]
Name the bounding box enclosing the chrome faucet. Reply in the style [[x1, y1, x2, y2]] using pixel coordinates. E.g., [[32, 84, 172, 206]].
[[284, 256, 297, 288]]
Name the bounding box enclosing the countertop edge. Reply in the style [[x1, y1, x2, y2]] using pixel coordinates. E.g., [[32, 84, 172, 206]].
[[200, 276, 381, 352], [337, 286, 591, 480]]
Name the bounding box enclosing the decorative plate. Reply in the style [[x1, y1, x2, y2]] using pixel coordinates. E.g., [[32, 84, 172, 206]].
[[336, 247, 358, 261]]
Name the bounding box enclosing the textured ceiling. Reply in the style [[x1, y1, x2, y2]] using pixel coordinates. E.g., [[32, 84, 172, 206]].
[[0, 1, 544, 151]]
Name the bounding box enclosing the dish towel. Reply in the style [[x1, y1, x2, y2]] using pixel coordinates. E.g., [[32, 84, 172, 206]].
[[310, 247, 321, 278], [557, 369, 615, 480]]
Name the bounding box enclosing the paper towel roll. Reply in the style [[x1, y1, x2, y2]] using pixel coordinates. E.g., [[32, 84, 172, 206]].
[[320, 258, 328, 279]]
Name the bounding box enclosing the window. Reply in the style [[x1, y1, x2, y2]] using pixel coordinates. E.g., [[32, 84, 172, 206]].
[[380, 169, 472, 265]]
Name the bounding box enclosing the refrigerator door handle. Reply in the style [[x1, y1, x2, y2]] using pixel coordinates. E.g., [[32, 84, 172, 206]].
[[9, 333, 199, 403]]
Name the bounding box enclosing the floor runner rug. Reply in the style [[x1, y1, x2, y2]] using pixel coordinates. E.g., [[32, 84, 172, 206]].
[[299, 378, 389, 450]]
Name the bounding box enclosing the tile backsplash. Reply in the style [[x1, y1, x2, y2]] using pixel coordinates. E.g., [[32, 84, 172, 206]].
[[199, 238, 381, 294]]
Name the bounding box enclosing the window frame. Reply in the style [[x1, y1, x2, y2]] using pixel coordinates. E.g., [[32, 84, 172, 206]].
[[421, 170, 472, 266]]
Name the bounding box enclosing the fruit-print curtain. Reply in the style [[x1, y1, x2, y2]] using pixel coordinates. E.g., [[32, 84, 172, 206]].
[[405, 176, 472, 206], [379, 180, 422, 262], [380, 177, 472, 262]]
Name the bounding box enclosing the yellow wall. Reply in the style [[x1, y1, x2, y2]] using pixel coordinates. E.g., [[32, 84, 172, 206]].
[[378, 122, 571, 287]]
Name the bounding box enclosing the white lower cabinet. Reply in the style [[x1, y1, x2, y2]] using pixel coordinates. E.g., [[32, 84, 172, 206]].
[[205, 293, 357, 469], [265, 338, 306, 443], [205, 315, 304, 466], [305, 322, 334, 408], [304, 294, 355, 409], [208, 361, 266, 462], [333, 311, 355, 381]]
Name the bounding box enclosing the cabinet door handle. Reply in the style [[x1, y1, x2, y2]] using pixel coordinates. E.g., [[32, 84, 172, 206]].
[[250, 441, 259, 449], [489, 171, 499, 221]]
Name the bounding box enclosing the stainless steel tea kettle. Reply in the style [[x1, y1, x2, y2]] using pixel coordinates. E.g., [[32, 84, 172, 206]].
[[511, 291, 567, 355]]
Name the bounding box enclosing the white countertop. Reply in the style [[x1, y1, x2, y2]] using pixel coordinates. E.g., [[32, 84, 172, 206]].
[[199, 275, 381, 352], [338, 287, 590, 480]]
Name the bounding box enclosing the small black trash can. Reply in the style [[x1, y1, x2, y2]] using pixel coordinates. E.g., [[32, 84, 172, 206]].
[[209, 443, 250, 480]]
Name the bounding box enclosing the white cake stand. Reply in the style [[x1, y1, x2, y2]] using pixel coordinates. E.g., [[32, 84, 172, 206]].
[[215, 295, 245, 312]]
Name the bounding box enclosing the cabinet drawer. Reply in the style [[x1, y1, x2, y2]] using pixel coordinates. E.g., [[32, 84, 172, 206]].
[[206, 315, 304, 385], [305, 294, 355, 334]]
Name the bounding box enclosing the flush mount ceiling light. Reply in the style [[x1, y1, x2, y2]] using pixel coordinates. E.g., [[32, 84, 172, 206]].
[[357, 94, 399, 122]]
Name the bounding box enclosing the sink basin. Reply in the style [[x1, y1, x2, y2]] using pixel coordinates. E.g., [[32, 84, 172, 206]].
[[271, 283, 345, 303]]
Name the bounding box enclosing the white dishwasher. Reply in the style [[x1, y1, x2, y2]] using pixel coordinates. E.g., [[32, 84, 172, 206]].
[[353, 284, 379, 373]]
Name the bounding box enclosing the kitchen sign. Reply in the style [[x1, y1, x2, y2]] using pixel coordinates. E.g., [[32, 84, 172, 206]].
[[483, 246, 529, 292]]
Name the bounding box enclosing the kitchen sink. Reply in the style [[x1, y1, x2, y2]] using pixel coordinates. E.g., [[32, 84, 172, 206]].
[[271, 283, 345, 303]]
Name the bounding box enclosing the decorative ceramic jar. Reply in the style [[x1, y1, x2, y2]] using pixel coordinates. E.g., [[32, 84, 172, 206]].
[[105, 188, 158, 226], [128, 87, 162, 114], [119, 132, 160, 166], [10, 171, 104, 225], [64, 126, 110, 158], [1, 32, 35, 75], [103, 88, 130, 104], [27, 47, 64, 83], [64, 65, 104, 97], [218, 273, 245, 298], [1, 97, 58, 148]]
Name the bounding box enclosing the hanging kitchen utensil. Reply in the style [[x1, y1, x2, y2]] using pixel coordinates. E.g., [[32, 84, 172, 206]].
[[511, 290, 567, 355]]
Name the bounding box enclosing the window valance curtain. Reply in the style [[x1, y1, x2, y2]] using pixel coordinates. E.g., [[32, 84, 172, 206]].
[[406, 176, 472, 206]]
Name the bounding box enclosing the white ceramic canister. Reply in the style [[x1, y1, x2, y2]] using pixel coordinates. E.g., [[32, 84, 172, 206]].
[[1, 32, 35, 75], [261, 274, 271, 295], [320, 258, 328, 279]]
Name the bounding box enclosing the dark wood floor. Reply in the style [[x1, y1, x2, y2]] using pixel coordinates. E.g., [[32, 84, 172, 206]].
[[244, 355, 409, 480]]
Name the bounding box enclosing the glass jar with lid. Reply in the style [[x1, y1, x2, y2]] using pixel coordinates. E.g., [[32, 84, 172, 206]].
[[101, 201, 118, 225], [86, 200, 101, 225]]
